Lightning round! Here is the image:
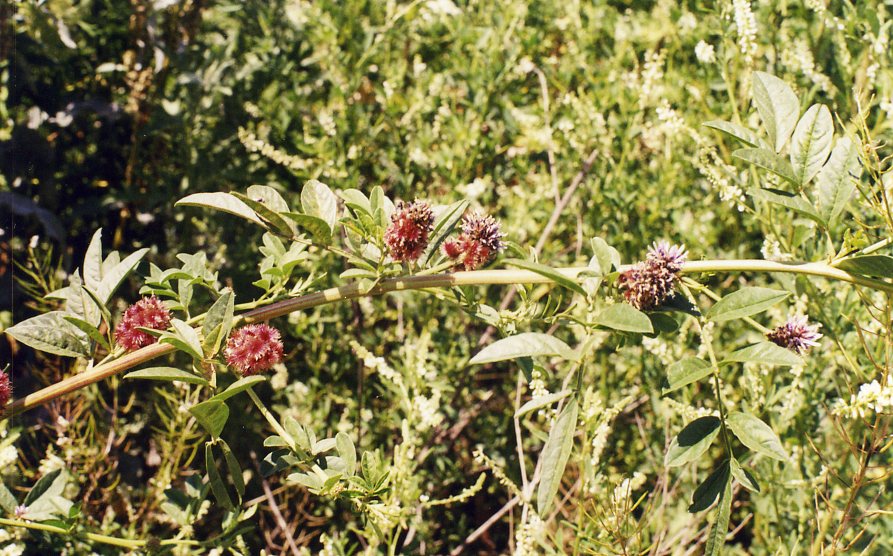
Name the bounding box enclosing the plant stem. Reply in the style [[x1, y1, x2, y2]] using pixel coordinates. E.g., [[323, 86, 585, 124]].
[[246, 388, 295, 447], [0, 517, 198, 549], [4, 259, 892, 420]]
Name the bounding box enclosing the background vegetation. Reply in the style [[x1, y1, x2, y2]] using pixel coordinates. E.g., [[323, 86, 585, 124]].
[[2, 0, 893, 554]]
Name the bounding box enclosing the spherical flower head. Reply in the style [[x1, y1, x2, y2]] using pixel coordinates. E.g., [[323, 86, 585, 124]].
[[384, 200, 435, 262], [0, 371, 11, 407], [115, 296, 172, 351], [767, 315, 822, 354], [618, 241, 687, 310], [224, 323, 284, 376], [442, 212, 506, 270]]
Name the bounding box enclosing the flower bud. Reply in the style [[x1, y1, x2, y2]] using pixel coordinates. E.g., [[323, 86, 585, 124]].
[[224, 323, 284, 376], [384, 200, 435, 262]]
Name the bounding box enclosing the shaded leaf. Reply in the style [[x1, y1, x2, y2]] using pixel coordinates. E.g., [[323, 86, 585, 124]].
[[666, 416, 721, 467], [206, 443, 234, 510], [734, 149, 799, 186], [689, 459, 730, 513], [190, 400, 229, 438], [97, 248, 149, 303], [704, 472, 733, 556], [282, 212, 333, 244], [816, 136, 862, 225], [731, 458, 760, 493], [836, 255, 893, 278]]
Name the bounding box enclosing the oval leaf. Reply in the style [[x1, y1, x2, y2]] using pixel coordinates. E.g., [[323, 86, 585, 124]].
[[189, 400, 229, 438], [790, 104, 833, 185], [702, 120, 767, 149], [689, 459, 731, 513], [705, 287, 790, 323], [753, 72, 800, 153], [301, 179, 338, 231], [211, 375, 268, 402], [5, 311, 90, 358], [726, 412, 788, 461], [666, 416, 721, 468], [734, 149, 799, 186], [720, 342, 803, 367], [817, 136, 862, 225], [469, 332, 576, 364], [594, 303, 653, 333], [663, 358, 713, 395]]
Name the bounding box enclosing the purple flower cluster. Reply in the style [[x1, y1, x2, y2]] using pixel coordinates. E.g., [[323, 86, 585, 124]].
[[767, 316, 822, 354], [0, 371, 11, 407], [618, 241, 687, 310], [224, 323, 284, 376], [384, 200, 435, 263], [115, 296, 173, 351], [443, 212, 506, 270]]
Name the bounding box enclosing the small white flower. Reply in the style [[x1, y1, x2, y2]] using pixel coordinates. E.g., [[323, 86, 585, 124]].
[[695, 40, 716, 64]]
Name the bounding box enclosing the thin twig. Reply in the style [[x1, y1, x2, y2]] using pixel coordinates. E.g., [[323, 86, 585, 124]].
[[250, 451, 301, 556]]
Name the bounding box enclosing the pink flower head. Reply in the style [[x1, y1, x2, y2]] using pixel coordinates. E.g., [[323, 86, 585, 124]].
[[384, 200, 435, 262], [224, 323, 284, 376], [618, 241, 687, 310], [0, 371, 11, 407], [115, 296, 172, 351], [442, 212, 506, 270], [767, 315, 822, 354]]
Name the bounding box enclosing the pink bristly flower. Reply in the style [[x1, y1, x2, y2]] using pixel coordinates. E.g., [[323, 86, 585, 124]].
[[767, 315, 822, 354], [384, 200, 435, 263], [224, 323, 284, 376], [115, 296, 172, 351], [442, 212, 506, 270], [0, 371, 11, 407], [618, 241, 687, 310]]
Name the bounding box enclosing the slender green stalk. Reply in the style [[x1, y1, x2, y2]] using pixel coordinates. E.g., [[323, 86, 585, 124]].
[[3, 259, 891, 420], [0, 517, 198, 549], [246, 388, 294, 447]]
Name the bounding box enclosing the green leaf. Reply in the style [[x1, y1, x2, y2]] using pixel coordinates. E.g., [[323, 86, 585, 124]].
[[232, 189, 295, 237], [702, 120, 766, 149], [705, 287, 790, 323], [301, 179, 338, 231], [689, 459, 731, 513], [704, 473, 733, 556], [726, 412, 788, 461], [211, 375, 267, 402], [734, 149, 799, 186], [176, 192, 266, 227], [515, 390, 573, 419], [190, 400, 229, 438], [23, 469, 63, 507], [161, 319, 203, 360], [202, 290, 234, 355], [790, 104, 833, 185], [536, 397, 578, 515], [0, 481, 18, 514], [503, 259, 587, 297], [62, 315, 110, 350], [282, 212, 333, 244], [336, 432, 357, 475], [5, 311, 90, 358], [339, 188, 372, 215], [594, 303, 654, 333], [424, 200, 470, 263], [96, 248, 149, 303], [219, 440, 245, 498], [83, 229, 104, 290], [21, 469, 72, 522], [835, 255, 893, 278], [721, 342, 803, 367], [816, 136, 862, 225], [666, 416, 721, 468], [663, 358, 713, 395], [206, 443, 234, 510], [749, 188, 825, 225], [730, 458, 760, 493], [469, 332, 576, 364], [124, 367, 210, 386], [589, 237, 621, 275], [752, 72, 800, 153]]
